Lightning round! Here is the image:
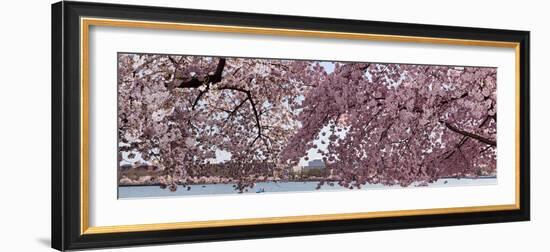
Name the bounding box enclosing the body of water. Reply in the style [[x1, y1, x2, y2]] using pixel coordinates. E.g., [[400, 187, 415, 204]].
[[118, 177, 497, 199]]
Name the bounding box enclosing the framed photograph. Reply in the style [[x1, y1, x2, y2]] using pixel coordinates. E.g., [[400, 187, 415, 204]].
[[52, 1, 530, 250]]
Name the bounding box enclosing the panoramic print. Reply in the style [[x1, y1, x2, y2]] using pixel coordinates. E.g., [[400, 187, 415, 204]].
[[117, 53, 497, 198]]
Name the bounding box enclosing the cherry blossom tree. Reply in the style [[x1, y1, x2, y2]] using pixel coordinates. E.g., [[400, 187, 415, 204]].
[[282, 63, 496, 189], [118, 53, 496, 192]]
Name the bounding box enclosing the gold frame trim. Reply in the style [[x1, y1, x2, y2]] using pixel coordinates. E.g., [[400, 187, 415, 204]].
[[80, 17, 521, 235]]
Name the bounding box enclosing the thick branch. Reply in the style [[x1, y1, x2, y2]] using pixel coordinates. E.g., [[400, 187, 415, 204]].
[[176, 58, 226, 89], [171, 58, 225, 110], [191, 83, 209, 110], [441, 116, 492, 160], [440, 120, 496, 146]]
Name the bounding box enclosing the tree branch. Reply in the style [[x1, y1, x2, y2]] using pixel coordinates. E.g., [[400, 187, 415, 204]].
[[479, 145, 494, 154], [440, 120, 496, 146], [440, 92, 468, 106], [175, 58, 226, 89], [168, 58, 226, 110], [191, 82, 210, 110], [441, 116, 492, 160], [223, 97, 250, 125], [217, 85, 263, 146]]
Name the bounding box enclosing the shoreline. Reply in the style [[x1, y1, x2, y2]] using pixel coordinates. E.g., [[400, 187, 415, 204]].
[[118, 176, 497, 187]]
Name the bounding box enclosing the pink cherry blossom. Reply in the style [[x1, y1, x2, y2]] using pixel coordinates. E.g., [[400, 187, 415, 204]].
[[118, 54, 496, 191]]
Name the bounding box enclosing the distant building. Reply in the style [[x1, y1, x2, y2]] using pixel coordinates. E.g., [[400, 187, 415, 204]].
[[302, 159, 325, 171]]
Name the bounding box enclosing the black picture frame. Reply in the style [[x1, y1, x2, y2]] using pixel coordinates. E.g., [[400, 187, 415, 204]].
[[52, 1, 530, 251]]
